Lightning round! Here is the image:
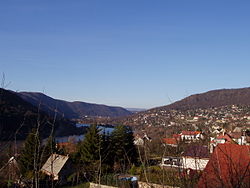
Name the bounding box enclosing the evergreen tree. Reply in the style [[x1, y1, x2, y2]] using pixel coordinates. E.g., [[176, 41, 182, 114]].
[[18, 128, 59, 187], [111, 125, 138, 172], [40, 136, 58, 165], [100, 132, 114, 172], [18, 129, 40, 179], [78, 124, 101, 180], [79, 124, 101, 163]]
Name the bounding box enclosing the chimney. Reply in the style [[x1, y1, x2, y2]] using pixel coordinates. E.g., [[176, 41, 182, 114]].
[[222, 130, 225, 136]]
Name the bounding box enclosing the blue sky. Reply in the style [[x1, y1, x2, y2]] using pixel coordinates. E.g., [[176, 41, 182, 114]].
[[1, 0, 250, 108]]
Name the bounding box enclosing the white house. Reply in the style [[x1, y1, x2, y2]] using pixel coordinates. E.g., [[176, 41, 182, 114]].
[[209, 133, 233, 153], [182, 157, 209, 171], [161, 156, 182, 168], [161, 145, 210, 171], [161, 156, 208, 171], [180, 131, 203, 141], [134, 137, 144, 146], [193, 116, 199, 121], [182, 145, 209, 171]]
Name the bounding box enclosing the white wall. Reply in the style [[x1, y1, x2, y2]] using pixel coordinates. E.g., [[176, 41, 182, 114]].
[[182, 157, 209, 171]]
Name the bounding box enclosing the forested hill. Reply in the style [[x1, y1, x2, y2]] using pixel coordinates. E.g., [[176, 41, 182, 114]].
[[18, 92, 132, 119], [156, 87, 250, 111], [0, 88, 85, 140]]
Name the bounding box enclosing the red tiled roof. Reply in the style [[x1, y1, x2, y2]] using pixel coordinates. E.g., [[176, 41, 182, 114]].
[[57, 142, 76, 153], [181, 131, 201, 135], [57, 142, 70, 146], [162, 138, 178, 145], [173, 134, 181, 139], [197, 144, 250, 188], [210, 133, 235, 144]]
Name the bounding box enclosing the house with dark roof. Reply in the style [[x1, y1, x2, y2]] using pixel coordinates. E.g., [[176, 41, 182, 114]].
[[197, 144, 250, 188], [0, 156, 21, 186]]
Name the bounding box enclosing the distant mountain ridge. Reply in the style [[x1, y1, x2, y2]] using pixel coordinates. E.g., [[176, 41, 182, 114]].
[[155, 87, 250, 111], [0, 88, 84, 140], [126, 108, 147, 113], [18, 92, 132, 119]]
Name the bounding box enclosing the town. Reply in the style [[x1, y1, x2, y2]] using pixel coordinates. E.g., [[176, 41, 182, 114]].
[[1, 0, 250, 187], [1, 103, 249, 187]]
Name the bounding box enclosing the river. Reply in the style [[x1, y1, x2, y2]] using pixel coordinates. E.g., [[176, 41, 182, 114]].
[[55, 124, 114, 143]]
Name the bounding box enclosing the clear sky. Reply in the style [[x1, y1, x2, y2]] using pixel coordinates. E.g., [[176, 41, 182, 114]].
[[1, 0, 250, 109]]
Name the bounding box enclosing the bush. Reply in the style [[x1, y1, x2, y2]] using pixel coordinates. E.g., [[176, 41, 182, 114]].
[[62, 182, 90, 188], [99, 174, 118, 187], [140, 166, 181, 187], [129, 165, 142, 175]]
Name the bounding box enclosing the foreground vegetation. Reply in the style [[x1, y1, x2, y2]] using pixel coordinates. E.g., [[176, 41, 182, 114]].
[[0, 124, 139, 187]]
